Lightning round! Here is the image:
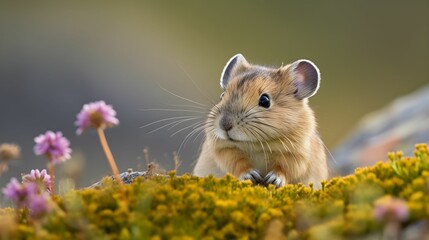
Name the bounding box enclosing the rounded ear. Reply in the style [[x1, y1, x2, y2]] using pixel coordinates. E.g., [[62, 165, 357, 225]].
[[290, 59, 320, 99], [220, 54, 249, 89]]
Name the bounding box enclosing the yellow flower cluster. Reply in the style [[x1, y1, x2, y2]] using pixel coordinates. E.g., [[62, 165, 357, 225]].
[[0, 144, 428, 239]]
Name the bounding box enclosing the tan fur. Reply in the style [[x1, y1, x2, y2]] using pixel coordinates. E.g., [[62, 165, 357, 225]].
[[193, 57, 328, 188]]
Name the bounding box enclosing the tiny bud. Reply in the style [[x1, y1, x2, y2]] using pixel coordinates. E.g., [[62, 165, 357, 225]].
[[0, 143, 21, 161]]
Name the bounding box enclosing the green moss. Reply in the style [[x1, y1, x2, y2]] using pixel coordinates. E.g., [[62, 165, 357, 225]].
[[1, 144, 429, 239]]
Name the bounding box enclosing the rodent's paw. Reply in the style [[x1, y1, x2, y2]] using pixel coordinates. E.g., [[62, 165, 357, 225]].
[[263, 171, 286, 188], [239, 169, 263, 185]]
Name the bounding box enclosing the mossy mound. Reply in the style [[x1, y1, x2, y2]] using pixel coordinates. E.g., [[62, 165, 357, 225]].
[[1, 144, 429, 239]]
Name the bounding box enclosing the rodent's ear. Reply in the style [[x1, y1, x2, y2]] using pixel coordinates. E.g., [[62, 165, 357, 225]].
[[220, 54, 249, 89], [290, 59, 320, 99]]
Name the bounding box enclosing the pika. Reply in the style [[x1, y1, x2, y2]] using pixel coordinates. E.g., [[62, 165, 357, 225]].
[[193, 54, 328, 188]]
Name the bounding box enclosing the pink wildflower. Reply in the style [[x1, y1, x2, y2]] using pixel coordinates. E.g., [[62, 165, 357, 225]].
[[27, 192, 51, 218], [34, 131, 72, 164], [374, 196, 409, 222], [75, 100, 119, 135], [2, 177, 51, 218], [2, 178, 38, 207], [75, 101, 122, 184], [22, 169, 52, 193]]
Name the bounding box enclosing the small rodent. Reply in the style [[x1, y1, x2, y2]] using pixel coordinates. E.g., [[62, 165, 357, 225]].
[[193, 54, 328, 188]]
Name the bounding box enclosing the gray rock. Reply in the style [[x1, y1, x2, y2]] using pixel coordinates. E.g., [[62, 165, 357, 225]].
[[89, 163, 166, 187], [332, 85, 429, 175], [89, 169, 150, 188]]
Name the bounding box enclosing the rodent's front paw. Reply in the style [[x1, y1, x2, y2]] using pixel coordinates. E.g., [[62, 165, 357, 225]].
[[263, 171, 286, 188], [239, 169, 263, 185]]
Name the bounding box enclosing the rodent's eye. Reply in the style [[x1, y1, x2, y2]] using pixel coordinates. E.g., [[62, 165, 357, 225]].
[[220, 92, 225, 100], [258, 93, 270, 108]]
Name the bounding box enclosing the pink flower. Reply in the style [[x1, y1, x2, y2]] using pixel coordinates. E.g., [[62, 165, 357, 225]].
[[22, 169, 52, 193], [34, 131, 72, 164], [374, 196, 409, 222], [2, 178, 38, 207], [3, 178, 51, 218], [27, 192, 51, 218], [75, 101, 119, 135]]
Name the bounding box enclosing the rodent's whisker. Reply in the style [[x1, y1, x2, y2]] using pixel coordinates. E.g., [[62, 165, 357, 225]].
[[278, 138, 299, 165], [246, 123, 271, 141], [209, 104, 221, 115], [266, 141, 273, 154], [207, 112, 217, 119], [177, 124, 208, 155], [138, 108, 207, 114], [193, 126, 207, 143], [179, 126, 204, 146], [167, 118, 203, 131], [281, 132, 298, 149], [250, 116, 272, 120], [276, 140, 289, 160], [159, 86, 207, 107], [273, 128, 298, 152], [177, 63, 219, 107], [248, 121, 301, 165], [171, 121, 206, 137], [251, 121, 294, 142], [321, 141, 336, 165], [140, 116, 201, 129], [245, 128, 269, 172], [250, 120, 288, 139], [179, 125, 206, 151], [244, 103, 259, 113], [249, 120, 275, 130], [243, 109, 267, 119], [148, 117, 201, 134], [167, 104, 209, 111]]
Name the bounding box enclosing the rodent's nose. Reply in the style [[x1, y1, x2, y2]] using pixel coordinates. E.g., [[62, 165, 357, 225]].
[[220, 116, 233, 132]]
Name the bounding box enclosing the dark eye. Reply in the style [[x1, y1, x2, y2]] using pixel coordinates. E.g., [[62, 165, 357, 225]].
[[258, 93, 270, 108], [220, 92, 225, 99]]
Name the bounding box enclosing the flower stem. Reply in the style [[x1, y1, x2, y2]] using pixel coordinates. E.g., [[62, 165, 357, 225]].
[[382, 221, 400, 240], [0, 162, 5, 176], [48, 159, 55, 195], [97, 127, 121, 184]]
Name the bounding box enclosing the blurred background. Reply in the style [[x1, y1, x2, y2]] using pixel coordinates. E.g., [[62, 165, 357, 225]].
[[0, 2, 428, 190]]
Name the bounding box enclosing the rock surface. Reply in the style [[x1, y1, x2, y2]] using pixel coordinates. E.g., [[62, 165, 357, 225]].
[[332, 85, 429, 175]]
